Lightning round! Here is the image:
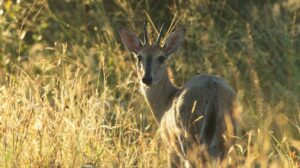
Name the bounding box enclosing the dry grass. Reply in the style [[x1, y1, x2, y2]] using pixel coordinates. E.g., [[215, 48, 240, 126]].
[[0, 0, 299, 167]]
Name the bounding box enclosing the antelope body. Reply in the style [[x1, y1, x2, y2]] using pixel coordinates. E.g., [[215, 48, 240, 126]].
[[118, 23, 237, 167]]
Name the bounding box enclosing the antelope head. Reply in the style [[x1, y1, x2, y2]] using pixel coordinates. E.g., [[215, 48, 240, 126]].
[[118, 22, 186, 86]]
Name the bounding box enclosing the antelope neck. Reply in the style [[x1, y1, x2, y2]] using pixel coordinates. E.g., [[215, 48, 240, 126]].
[[142, 71, 179, 124]]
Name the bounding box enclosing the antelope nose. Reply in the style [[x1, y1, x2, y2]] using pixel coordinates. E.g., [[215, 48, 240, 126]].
[[142, 76, 153, 85]]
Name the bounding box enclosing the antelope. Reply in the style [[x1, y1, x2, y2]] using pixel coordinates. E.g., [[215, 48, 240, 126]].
[[118, 22, 237, 167]]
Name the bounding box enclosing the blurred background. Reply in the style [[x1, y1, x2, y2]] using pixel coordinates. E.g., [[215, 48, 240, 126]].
[[0, 0, 299, 167]]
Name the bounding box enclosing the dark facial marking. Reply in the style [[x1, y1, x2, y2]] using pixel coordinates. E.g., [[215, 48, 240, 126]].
[[141, 55, 153, 85], [145, 56, 152, 77]]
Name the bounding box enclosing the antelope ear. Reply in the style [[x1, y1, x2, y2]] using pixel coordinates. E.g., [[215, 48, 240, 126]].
[[118, 27, 142, 53], [163, 28, 186, 56]]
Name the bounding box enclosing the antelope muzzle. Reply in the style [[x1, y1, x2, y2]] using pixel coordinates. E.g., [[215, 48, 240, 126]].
[[142, 76, 153, 86]]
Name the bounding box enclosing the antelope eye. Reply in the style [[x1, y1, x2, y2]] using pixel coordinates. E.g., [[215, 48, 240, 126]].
[[157, 56, 165, 63], [137, 55, 142, 62]]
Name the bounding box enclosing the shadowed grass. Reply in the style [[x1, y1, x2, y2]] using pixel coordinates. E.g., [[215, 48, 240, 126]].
[[0, 0, 299, 167]]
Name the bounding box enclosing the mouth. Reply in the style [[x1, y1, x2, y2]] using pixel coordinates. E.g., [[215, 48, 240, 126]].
[[142, 81, 152, 87]]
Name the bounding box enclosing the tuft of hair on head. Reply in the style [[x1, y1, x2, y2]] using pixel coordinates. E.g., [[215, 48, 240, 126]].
[[155, 23, 164, 46]]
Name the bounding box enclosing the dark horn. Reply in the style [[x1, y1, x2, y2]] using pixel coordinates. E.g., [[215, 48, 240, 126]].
[[156, 23, 164, 45], [143, 21, 149, 45]]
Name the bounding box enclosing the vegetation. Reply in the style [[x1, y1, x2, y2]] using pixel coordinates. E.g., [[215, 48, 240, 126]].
[[0, 0, 299, 167]]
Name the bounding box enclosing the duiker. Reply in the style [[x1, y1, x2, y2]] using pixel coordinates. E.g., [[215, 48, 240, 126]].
[[118, 22, 237, 167]]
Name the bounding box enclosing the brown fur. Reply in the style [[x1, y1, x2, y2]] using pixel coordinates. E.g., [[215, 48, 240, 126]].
[[146, 72, 237, 167], [118, 26, 237, 167]]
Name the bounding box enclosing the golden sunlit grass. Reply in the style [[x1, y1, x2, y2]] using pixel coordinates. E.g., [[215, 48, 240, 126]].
[[0, 50, 167, 167], [0, 0, 299, 167]]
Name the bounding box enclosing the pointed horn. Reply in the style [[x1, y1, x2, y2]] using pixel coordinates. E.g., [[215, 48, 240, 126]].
[[156, 23, 164, 45], [143, 21, 149, 45]]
